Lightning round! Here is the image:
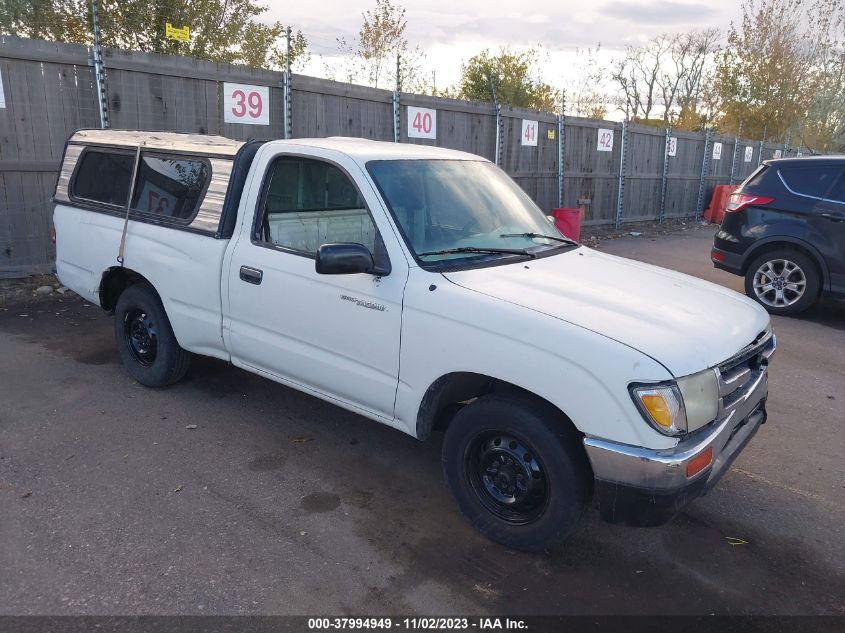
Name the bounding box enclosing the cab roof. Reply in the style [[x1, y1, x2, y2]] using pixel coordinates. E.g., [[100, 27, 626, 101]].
[[278, 137, 487, 162], [67, 130, 487, 162]]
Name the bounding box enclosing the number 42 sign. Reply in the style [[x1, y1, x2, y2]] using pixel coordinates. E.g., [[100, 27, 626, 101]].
[[597, 129, 614, 152], [224, 83, 269, 126]]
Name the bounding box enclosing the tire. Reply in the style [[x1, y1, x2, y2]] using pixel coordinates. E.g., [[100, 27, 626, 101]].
[[744, 248, 820, 316], [113, 283, 191, 387], [442, 393, 590, 551]]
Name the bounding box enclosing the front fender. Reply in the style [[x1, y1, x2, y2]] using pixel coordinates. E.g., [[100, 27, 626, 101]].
[[394, 269, 678, 451]]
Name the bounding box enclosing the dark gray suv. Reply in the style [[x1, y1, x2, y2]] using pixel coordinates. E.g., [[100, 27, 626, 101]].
[[711, 156, 845, 315]]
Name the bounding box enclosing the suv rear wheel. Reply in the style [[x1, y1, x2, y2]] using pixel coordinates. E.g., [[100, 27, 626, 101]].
[[744, 248, 820, 315]]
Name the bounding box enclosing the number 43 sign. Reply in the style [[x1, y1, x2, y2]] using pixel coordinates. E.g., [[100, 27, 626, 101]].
[[224, 83, 269, 126]]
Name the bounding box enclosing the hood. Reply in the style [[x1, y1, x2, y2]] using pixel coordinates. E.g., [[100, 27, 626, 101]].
[[443, 247, 770, 377]]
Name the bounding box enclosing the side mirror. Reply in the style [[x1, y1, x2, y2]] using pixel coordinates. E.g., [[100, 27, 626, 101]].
[[315, 243, 389, 275]]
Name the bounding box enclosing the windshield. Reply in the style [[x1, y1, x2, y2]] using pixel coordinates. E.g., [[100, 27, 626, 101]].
[[367, 159, 572, 265]]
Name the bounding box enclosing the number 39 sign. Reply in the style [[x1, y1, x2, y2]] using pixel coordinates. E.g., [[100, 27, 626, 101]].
[[224, 83, 269, 126]]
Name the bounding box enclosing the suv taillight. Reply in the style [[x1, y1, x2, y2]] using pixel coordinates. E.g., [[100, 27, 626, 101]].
[[726, 193, 774, 213], [50, 224, 56, 245]]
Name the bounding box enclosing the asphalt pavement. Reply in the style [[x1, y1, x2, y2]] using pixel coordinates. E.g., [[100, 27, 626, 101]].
[[1, 226, 843, 615]]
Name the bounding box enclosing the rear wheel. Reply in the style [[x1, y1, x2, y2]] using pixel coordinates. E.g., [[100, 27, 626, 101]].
[[114, 284, 191, 387], [442, 394, 590, 551], [744, 249, 820, 316]]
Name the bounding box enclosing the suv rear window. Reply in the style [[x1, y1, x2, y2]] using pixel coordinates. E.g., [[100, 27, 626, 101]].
[[741, 165, 769, 189], [779, 166, 841, 198], [829, 176, 845, 203], [71, 150, 134, 206]]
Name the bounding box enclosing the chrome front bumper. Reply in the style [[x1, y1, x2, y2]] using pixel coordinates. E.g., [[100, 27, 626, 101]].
[[583, 332, 775, 525]]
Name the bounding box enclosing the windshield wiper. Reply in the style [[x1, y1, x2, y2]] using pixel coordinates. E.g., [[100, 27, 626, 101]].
[[500, 232, 579, 246], [417, 246, 536, 258]]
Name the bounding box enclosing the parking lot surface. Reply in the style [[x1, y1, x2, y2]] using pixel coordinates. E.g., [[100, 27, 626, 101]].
[[1, 226, 843, 615]]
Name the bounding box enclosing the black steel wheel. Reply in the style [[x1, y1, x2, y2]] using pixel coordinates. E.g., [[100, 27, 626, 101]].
[[123, 308, 158, 367], [114, 283, 191, 387], [466, 432, 548, 525], [442, 393, 590, 551]]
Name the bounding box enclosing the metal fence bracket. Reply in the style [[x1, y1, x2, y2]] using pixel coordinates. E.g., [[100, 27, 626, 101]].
[[695, 128, 713, 222], [614, 120, 628, 228], [658, 126, 671, 223]]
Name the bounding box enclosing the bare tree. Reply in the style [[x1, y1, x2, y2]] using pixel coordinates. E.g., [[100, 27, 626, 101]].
[[335, 0, 426, 91], [612, 35, 673, 121], [612, 30, 719, 126], [566, 45, 609, 119], [672, 29, 721, 129]]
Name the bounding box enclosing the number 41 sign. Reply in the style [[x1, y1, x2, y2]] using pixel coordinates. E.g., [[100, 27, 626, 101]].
[[224, 83, 269, 126], [521, 120, 538, 146]]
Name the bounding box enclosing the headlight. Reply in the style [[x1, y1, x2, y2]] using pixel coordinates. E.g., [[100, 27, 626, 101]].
[[630, 369, 720, 437], [631, 383, 687, 436], [676, 369, 719, 432]]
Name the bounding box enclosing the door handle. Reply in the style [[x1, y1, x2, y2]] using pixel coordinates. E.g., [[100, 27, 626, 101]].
[[239, 266, 263, 284], [821, 212, 845, 222]]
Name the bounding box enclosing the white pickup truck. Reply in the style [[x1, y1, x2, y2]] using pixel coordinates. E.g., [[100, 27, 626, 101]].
[[53, 130, 775, 550]]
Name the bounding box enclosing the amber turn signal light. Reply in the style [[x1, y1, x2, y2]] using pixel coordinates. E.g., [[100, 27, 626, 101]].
[[686, 446, 713, 478]]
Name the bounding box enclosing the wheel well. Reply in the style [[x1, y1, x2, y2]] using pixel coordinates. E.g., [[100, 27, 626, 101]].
[[416, 372, 583, 443], [742, 240, 826, 290], [98, 267, 152, 313]]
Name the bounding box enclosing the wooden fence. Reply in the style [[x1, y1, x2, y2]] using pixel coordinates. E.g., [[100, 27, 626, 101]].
[[0, 36, 797, 277]]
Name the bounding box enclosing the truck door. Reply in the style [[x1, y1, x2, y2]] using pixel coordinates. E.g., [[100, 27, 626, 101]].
[[224, 149, 408, 421]]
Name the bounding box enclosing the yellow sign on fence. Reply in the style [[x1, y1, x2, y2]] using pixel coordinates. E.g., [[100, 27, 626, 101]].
[[165, 23, 190, 42]]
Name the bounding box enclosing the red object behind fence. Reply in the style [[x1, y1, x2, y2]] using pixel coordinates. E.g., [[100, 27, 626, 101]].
[[552, 208, 582, 242], [703, 185, 738, 225]]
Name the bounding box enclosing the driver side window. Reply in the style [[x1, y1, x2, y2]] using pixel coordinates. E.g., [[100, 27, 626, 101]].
[[255, 157, 377, 255]]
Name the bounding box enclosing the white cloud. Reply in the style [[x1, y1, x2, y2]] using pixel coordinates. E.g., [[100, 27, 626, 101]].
[[270, 0, 739, 89]]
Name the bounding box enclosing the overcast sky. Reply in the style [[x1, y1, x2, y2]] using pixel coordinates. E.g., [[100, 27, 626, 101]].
[[267, 0, 741, 93]]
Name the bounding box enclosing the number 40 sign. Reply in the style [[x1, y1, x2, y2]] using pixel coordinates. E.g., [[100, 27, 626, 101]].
[[407, 106, 437, 139], [224, 82, 269, 126]]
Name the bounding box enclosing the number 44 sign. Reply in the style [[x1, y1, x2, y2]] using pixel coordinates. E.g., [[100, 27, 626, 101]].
[[407, 106, 437, 139], [224, 83, 269, 126]]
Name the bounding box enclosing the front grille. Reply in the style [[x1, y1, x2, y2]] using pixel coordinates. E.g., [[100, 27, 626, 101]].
[[716, 329, 775, 421]]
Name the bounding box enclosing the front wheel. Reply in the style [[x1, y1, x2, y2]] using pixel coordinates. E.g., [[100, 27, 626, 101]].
[[442, 394, 590, 551], [744, 249, 820, 316], [114, 283, 191, 387]]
